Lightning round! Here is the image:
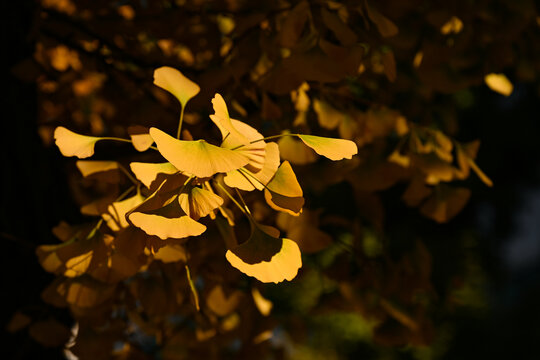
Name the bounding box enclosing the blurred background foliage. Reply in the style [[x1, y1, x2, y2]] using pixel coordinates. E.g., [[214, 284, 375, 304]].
[[3, 0, 540, 359]]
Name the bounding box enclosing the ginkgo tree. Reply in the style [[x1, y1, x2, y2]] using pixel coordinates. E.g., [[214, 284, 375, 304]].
[[49, 66, 358, 285]]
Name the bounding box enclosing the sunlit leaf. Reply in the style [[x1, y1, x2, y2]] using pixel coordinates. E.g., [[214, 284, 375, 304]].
[[129, 199, 206, 240], [64, 250, 93, 277], [211, 115, 266, 172], [54, 126, 101, 158], [266, 161, 303, 197], [298, 134, 358, 161], [153, 66, 200, 107], [226, 224, 302, 283], [128, 125, 154, 152], [150, 127, 249, 178], [206, 285, 242, 316], [440, 16, 463, 35], [130, 161, 178, 188], [153, 243, 187, 263], [102, 192, 146, 231], [484, 73, 513, 96], [76, 160, 119, 177], [224, 142, 280, 191], [251, 288, 273, 316], [178, 186, 224, 220], [264, 161, 304, 215], [278, 133, 318, 165]]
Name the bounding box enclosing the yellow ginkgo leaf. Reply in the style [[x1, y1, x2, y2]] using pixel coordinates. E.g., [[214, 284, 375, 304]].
[[76, 160, 119, 177], [484, 73, 513, 96], [225, 224, 302, 283], [440, 16, 463, 35], [224, 142, 280, 191], [278, 133, 318, 165], [150, 127, 249, 178], [153, 243, 187, 263], [264, 190, 305, 216], [211, 115, 266, 172], [178, 187, 224, 220], [130, 212, 206, 240], [130, 162, 178, 188], [54, 126, 101, 158], [313, 99, 346, 130], [64, 250, 93, 277], [264, 161, 304, 215], [153, 66, 200, 107], [102, 192, 146, 231], [266, 161, 303, 197], [128, 126, 154, 152], [298, 134, 358, 161], [251, 288, 273, 316]]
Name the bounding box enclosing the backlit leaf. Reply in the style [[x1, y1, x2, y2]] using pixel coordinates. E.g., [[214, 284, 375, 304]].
[[226, 224, 302, 283], [484, 73, 513, 96], [150, 127, 249, 178], [54, 126, 101, 158], [153, 66, 200, 107], [102, 192, 146, 231], [252, 288, 273, 316], [298, 134, 358, 161], [278, 133, 318, 165], [224, 142, 280, 191], [130, 162, 178, 188], [177, 186, 224, 220], [266, 161, 303, 197], [76, 160, 119, 177], [128, 125, 154, 152]]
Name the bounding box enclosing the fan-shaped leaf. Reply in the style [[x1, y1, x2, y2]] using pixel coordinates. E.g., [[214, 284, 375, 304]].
[[153, 66, 200, 107], [130, 162, 178, 188], [226, 224, 302, 283], [298, 134, 358, 161], [224, 142, 280, 191], [178, 187, 224, 220], [54, 127, 101, 158], [150, 127, 249, 178]]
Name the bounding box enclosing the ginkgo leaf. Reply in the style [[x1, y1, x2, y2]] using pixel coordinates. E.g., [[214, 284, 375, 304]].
[[251, 288, 273, 316], [224, 142, 280, 191], [210, 115, 266, 172], [153, 66, 200, 107], [266, 161, 303, 197], [225, 224, 302, 283], [264, 189, 305, 216], [278, 133, 318, 165], [130, 212, 206, 240], [484, 73, 513, 96], [64, 250, 93, 277], [57, 276, 115, 308], [150, 127, 249, 178], [264, 161, 304, 215], [178, 186, 224, 220], [129, 197, 207, 240], [206, 285, 242, 316], [76, 160, 119, 177], [54, 126, 101, 158], [128, 125, 154, 152], [153, 243, 187, 263], [130, 162, 178, 188], [102, 192, 146, 231], [298, 134, 358, 161]]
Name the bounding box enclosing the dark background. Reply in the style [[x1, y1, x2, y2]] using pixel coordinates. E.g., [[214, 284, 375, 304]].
[[3, 1, 540, 359]]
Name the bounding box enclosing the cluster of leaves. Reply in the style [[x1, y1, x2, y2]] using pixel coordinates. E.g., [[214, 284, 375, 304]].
[[11, 0, 540, 358]]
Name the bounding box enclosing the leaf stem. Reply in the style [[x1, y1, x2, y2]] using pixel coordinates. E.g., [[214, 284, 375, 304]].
[[216, 182, 249, 216], [118, 164, 139, 186], [185, 264, 200, 311], [101, 137, 133, 144], [176, 105, 186, 139], [231, 133, 300, 150]]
